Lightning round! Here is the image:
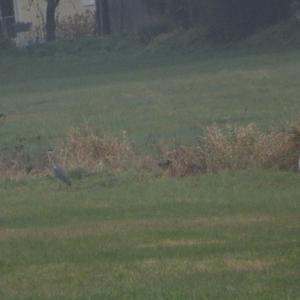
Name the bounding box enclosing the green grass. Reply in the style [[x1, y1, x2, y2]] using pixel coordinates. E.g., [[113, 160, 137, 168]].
[[0, 171, 299, 299], [0, 37, 300, 299], [1, 46, 300, 158]]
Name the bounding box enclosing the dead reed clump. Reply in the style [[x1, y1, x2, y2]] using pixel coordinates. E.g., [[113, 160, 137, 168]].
[[158, 123, 300, 176], [53, 128, 135, 172], [0, 152, 50, 179], [199, 124, 299, 172], [158, 146, 205, 177], [0, 154, 27, 179], [1, 122, 300, 180], [253, 130, 294, 169], [288, 122, 300, 151], [286, 122, 300, 169]]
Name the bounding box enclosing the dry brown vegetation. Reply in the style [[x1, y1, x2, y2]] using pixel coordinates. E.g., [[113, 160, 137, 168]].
[[57, 11, 96, 40], [0, 151, 49, 179], [53, 128, 135, 172], [160, 123, 300, 176], [0, 154, 27, 179], [1, 123, 300, 179], [0, 214, 275, 241]]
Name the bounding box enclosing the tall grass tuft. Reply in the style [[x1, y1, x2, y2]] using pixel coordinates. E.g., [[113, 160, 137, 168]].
[[53, 128, 135, 172], [0, 153, 27, 179], [200, 124, 292, 172], [159, 145, 204, 177], [160, 124, 300, 176]]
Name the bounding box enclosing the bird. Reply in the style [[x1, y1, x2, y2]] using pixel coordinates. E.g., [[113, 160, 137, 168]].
[[158, 159, 172, 170], [47, 152, 72, 186]]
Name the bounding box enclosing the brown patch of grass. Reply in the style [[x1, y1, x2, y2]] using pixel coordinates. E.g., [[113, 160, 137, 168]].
[[224, 258, 274, 272], [136, 257, 276, 275], [187, 215, 274, 226], [0, 215, 274, 241], [139, 239, 224, 249], [137, 258, 213, 275]]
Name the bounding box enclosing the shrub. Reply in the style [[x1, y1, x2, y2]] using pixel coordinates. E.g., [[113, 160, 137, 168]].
[[53, 128, 134, 172], [137, 17, 173, 43], [159, 123, 300, 176], [199, 124, 293, 172], [57, 11, 96, 40]]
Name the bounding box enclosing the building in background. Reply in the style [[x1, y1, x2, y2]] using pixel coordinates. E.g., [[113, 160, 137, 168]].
[[1, 0, 150, 47], [0, 0, 96, 46]]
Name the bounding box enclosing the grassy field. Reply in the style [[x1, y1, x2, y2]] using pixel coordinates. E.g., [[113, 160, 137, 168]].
[[1, 46, 300, 157], [0, 171, 299, 299], [0, 43, 300, 299]]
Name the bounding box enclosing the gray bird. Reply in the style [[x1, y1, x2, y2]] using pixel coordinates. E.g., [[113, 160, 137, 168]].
[[48, 152, 72, 186]]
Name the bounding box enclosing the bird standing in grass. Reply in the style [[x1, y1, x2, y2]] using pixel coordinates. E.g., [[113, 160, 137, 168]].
[[48, 152, 72, 186]]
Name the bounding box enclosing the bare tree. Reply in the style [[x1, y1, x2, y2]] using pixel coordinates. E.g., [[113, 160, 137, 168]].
[[46, 0, 60, 41], [95, 0, 111, 35]]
